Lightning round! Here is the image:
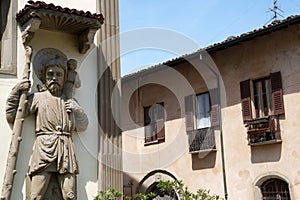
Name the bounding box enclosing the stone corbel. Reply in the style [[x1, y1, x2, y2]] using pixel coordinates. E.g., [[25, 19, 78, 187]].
[[78, 28, 98, 54], [21, 16, 41, 45]]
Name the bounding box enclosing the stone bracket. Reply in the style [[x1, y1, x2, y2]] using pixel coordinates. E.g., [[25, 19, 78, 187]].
[[79, 28, 98, 54], [21, 17, 42, 45]]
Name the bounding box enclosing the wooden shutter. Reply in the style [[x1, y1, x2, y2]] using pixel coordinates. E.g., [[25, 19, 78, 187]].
[[144, 106, 153, 142], [240, 80, 252, 122], [185, 95, 195, 131], [156, 119, 165, 140], [156, 103, 165, 140], [210, 88, 220, 127], [271, 71, 284, 115]]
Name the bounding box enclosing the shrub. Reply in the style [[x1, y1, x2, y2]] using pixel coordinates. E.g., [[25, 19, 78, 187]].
[[94, 180, 222, 200]]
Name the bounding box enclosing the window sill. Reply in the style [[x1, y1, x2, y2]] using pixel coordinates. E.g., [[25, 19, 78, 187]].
[[144, 139, 165, 146], [189, 148, 216, 154], [249, 139, 282, 146]]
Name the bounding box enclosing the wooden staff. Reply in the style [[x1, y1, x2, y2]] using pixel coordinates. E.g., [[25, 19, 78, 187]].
[[1, 46, 33, 200]]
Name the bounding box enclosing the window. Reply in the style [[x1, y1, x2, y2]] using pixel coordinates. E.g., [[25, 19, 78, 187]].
[[240, 71, 284, 122], [185, 91, 217, 152], [195, 93, 211, 129], [144, 103, 165, 144], [254, 77, 272, 118], [0, 0, 17, 75], [261, 178, 291, 200], [240, 71, 284, 145]]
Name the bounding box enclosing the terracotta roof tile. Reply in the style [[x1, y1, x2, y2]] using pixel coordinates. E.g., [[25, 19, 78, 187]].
[[123, 15, 300, 79], [16, 1, 104, 24]]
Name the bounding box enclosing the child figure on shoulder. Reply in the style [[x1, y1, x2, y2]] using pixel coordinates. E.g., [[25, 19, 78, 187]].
[[64, 59, 81, 100]]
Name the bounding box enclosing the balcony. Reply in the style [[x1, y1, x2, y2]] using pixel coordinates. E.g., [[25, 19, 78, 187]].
[[188, 127, 216, 153], [246, 116, 281, 146]]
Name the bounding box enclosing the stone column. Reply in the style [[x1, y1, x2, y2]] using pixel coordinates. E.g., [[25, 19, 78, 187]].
[[97, 0, 123, 192]]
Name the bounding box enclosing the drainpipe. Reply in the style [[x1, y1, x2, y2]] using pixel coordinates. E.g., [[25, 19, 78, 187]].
[[199, 54, 228, 200]]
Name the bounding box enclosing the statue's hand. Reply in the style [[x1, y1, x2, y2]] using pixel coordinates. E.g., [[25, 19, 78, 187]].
[[65, 99, 81, 113], [14, 80, 31, 93]]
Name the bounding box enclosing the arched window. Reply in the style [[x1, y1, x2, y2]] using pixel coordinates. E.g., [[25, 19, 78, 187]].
[[261, 178, 291, 200]]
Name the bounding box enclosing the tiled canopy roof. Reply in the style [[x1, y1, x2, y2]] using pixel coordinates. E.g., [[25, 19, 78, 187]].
[[16, 1, 104, 53], [16, 1, 104, 25]]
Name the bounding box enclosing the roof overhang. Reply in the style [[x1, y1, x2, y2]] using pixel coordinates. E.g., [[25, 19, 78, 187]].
[[16, 1, 104, 54]]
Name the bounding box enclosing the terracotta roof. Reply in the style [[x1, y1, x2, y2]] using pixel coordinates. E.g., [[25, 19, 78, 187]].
[[123, 15, 300, 79], [16, 1, 104, 24], [203, 15, 299, 53]]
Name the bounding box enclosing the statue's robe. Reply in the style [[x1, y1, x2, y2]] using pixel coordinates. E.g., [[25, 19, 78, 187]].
[[6, 89, 88, 175]]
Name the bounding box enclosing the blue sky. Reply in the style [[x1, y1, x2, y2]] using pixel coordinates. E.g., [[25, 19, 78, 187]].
[[119, 0, 300, 76]]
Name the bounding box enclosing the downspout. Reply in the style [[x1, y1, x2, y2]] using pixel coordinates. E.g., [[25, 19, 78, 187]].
[[199, 54, 228, 200]]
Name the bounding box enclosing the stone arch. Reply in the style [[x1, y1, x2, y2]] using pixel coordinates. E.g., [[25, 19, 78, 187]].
[[253, 172, 293, 200], [136, 170, 177, 195]]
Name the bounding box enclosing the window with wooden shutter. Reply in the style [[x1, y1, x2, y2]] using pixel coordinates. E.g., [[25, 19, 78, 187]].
[[271, 71, 285, 115], [185, 95, 195, 131], [240, 79, 253, 122], [240, 72, 284, 145], [144, 103, 165, 144], [186, 92, 217, 152]]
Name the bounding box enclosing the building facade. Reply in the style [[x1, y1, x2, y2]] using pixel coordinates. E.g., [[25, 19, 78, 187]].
[[121, 16, 300, 199]]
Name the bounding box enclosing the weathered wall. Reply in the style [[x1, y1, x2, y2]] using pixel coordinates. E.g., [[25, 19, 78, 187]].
[[0, 1, 100, 199], [121, 24, 300, 199]]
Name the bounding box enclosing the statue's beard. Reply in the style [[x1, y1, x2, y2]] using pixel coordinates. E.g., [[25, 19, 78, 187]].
[[46, 81, 62, 95]]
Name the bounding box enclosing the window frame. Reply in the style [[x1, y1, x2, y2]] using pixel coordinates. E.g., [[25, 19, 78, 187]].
[[253, 76, 272, 118], [240, 71, 284, 123], [185, 91, 218, 153], [143, 102, 165, 145], [261, 178, 291, 200], [0, 0, 17, 75]]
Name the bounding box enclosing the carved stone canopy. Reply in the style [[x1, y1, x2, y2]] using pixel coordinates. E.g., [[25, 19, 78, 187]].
[[16, 1, 104, 54]]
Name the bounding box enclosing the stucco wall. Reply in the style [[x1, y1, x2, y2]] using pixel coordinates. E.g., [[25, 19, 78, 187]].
[[122, 24, 300, 199], [0, 1, 100, 199]]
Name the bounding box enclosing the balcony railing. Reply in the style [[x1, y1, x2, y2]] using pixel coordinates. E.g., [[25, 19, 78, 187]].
[[188, 127, 216, 153], [246, 116, 281, 145]]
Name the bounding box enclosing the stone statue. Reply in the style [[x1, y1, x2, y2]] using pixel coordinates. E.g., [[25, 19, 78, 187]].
[[63, 59, 81, 100], [5, 48, 88, 200]]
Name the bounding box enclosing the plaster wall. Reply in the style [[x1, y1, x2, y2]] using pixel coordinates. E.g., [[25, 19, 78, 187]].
[[0, 1, 100, 199], [121, 64, 224, 196], [122, 24, 300, 199], [214, 25, 300, 200]]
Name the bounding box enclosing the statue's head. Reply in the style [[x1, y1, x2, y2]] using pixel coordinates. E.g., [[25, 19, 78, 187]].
[[67, 59, 77, 70], [33, 48, 68, 95], [42, 59, 67, 95]]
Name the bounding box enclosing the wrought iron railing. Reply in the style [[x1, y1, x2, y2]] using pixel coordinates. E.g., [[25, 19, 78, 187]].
[[246, 116, 281, 145], [188, 127, 216, 152]]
